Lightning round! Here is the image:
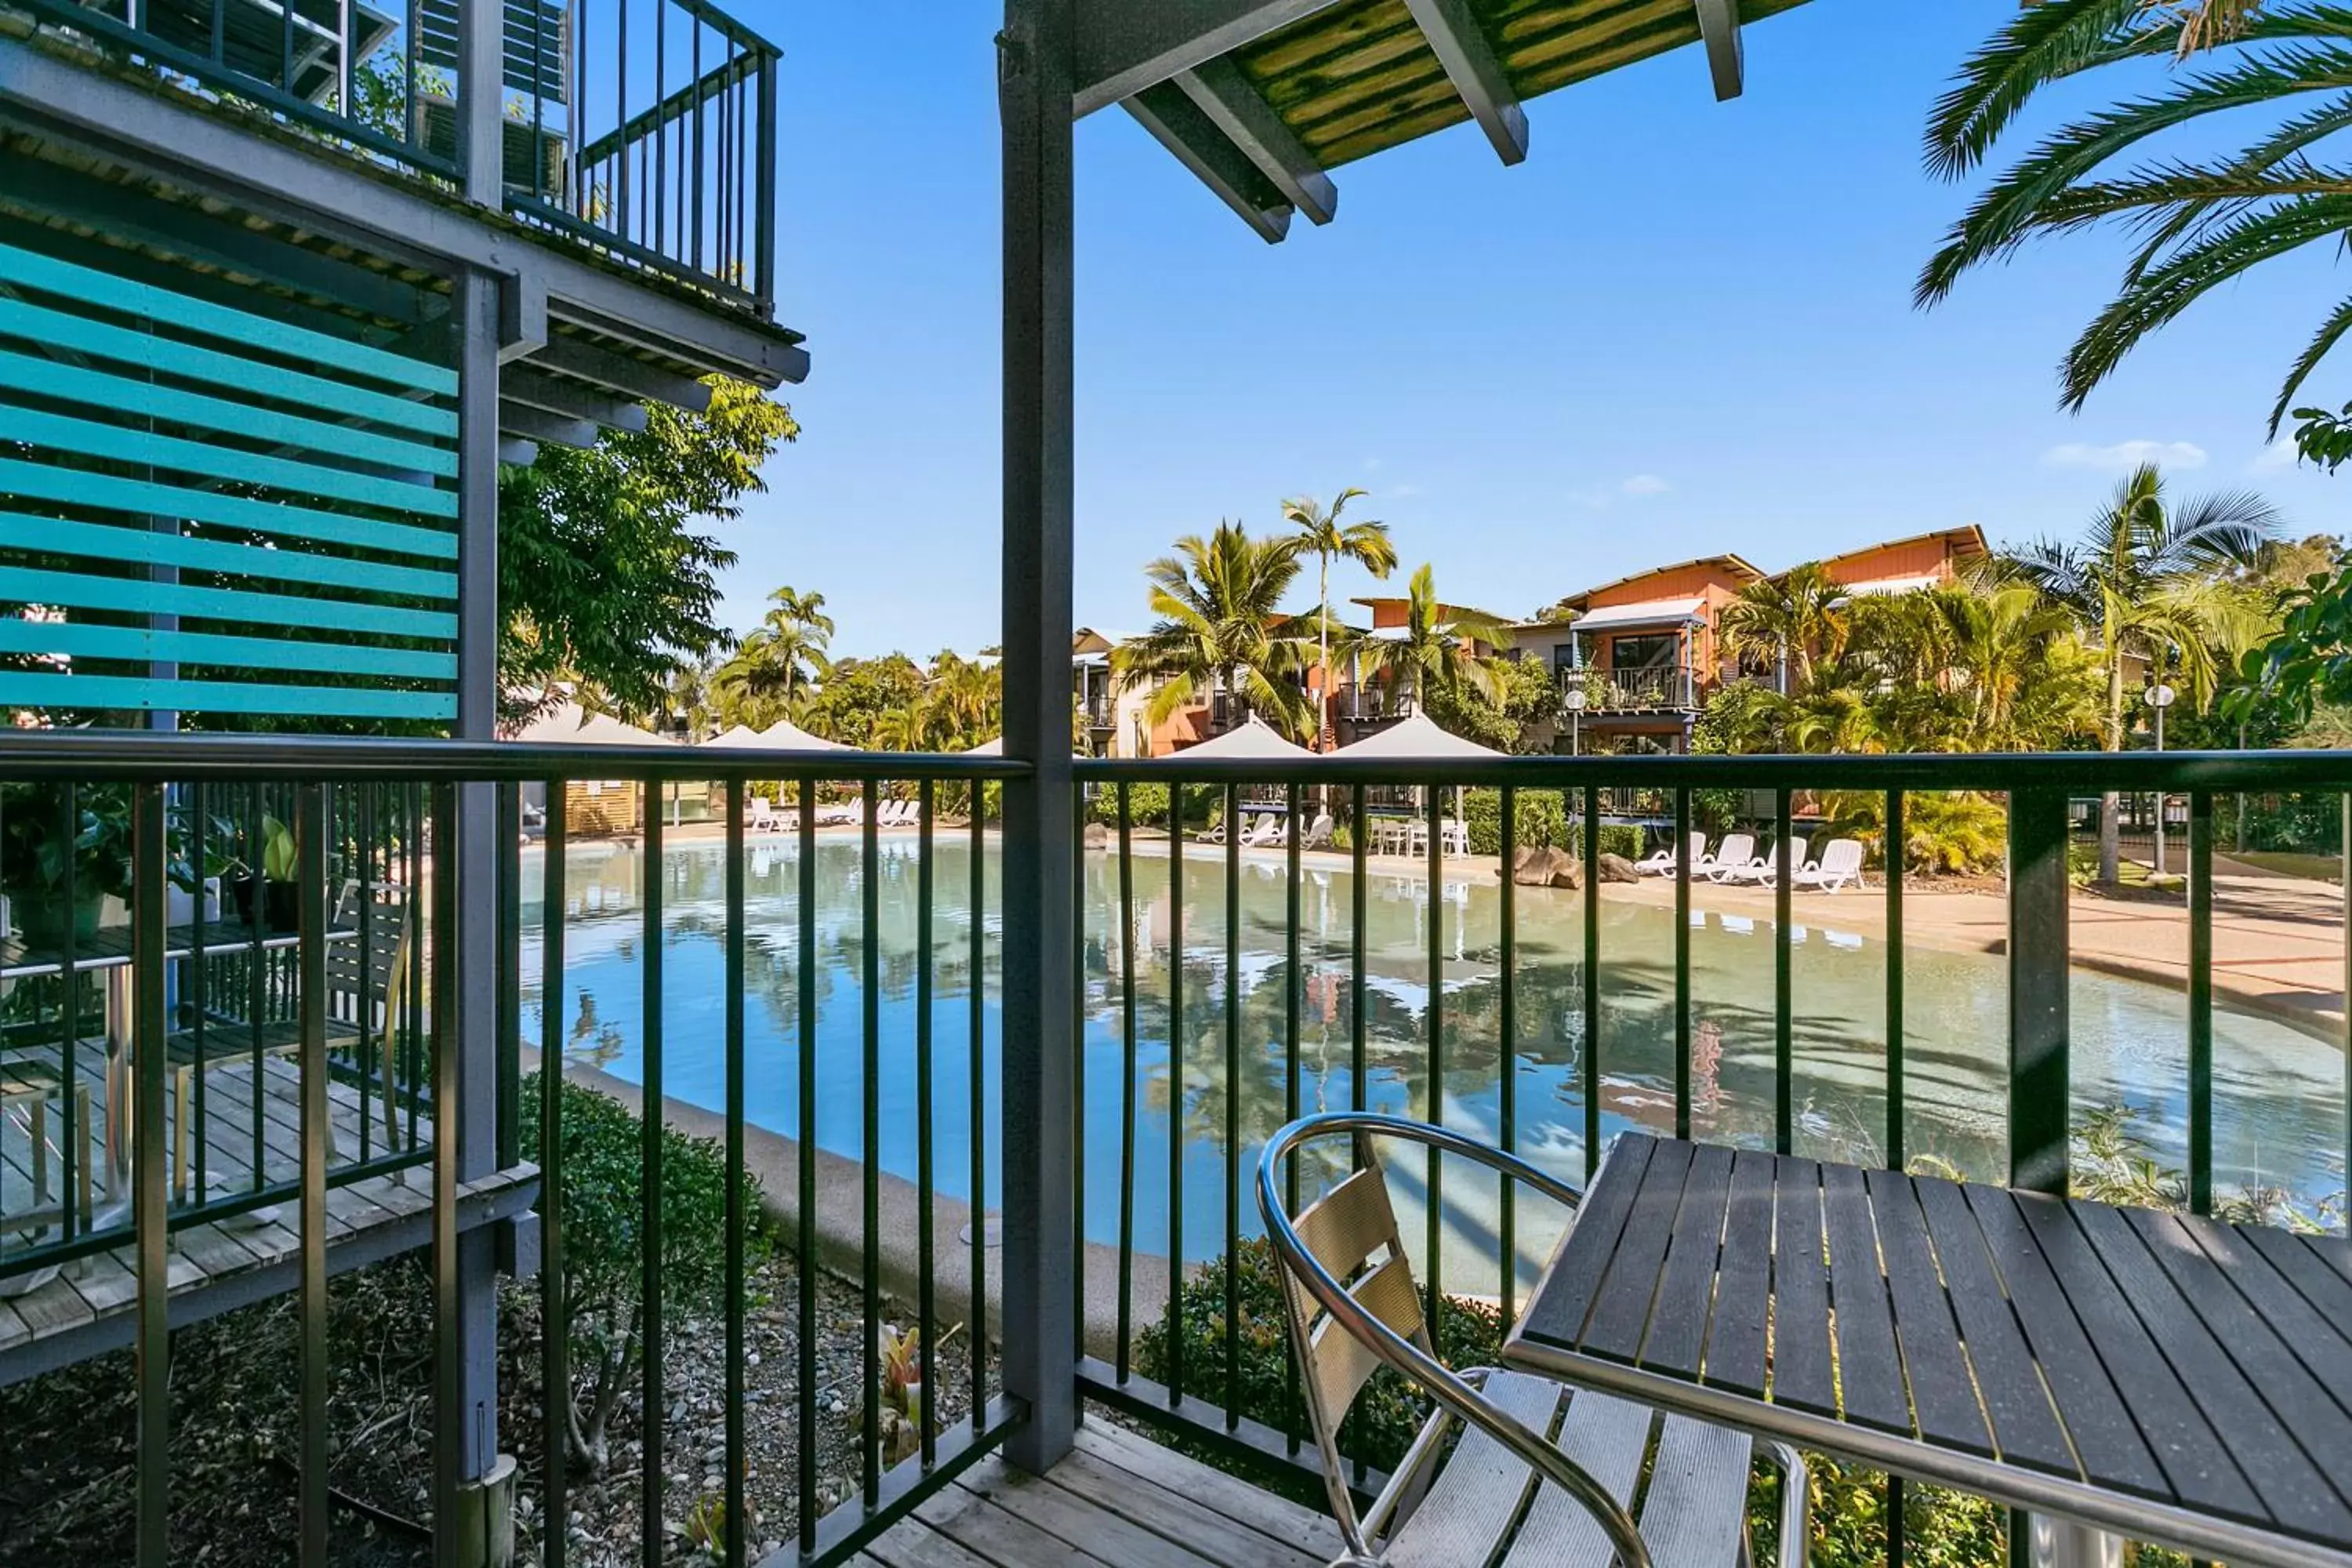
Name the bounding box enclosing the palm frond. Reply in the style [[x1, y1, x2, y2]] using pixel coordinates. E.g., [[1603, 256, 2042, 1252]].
[[2269, 289, 2352, 429], [2121, 89, 2352, 282], [1923, 0, 2167, 181], [2061, 193, 2352, 405], [1917, 42, 2352, 308]]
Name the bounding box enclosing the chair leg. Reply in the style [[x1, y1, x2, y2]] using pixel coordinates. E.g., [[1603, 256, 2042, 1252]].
[[172, 1067, 191, 1206], [29, 1095, 48, 1207]]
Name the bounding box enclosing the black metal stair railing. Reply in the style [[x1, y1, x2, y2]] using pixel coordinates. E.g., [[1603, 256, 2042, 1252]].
[[0, 734, 1022, 1568]]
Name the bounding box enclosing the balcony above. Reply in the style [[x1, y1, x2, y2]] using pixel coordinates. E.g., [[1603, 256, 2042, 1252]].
[[0, 0, 804, 409]]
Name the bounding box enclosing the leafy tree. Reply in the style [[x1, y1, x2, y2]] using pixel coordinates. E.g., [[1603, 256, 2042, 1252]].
[[502, 379, 798, 722], [1423, 650, 1558, 753], [1719, 563, 1850, 692], [1280, 488, 1397, 748], [1919, 0, 2352, 427], [1115, 523, 1315, 737], [1353, 564, 1515, 715], [795, 654, 927, 750], [1999, 463, 2277, 880]]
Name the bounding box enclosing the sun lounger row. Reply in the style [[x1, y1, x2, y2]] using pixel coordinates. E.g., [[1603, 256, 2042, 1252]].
[[1192, 810, 1337, 850], [1635, 832, 1868, 892], [745, 796, 930, 832]]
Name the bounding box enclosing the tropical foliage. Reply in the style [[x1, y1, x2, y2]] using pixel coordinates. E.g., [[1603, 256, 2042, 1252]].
[[1354, 563, 1517, 716], [1115, 522, 1317, 738], [712, 586, 836, 728], [1919, 0, 2352, 433], [1283, 488, 1398, 742]]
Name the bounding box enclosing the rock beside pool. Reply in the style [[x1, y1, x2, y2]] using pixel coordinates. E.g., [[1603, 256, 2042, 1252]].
[[1596, 852, 1640, 884], [1509, 845, 1581, 888]]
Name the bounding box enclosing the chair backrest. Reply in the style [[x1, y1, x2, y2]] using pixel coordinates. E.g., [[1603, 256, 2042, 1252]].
[[1272, 1136, 1434, 1533], [1820, 838, 1864, 874], [1779, 836, 1809, 869], [327, 880, 412, 1034], [1714, 833, 1755, 866], [1686, 831, 1707, 862], [1305, 812, 1335, 845]]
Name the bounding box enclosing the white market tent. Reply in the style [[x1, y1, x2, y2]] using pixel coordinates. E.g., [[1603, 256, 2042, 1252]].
[[1327, 710, 1502, 760], [1176, 714, 1313, 760], [506, 699, 673, 747], [963, 735, 1004, 756], [706, 718, 849, 751]]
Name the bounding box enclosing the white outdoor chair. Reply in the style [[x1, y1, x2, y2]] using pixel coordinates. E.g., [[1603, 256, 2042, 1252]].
[[1259, 1112, 1809, 1568], [1299, 811, 1337, 849], [1635, 832, 1705, 877], [746, 796, 779, 834], [1792, 837, 1868, 894], [1698, 833, 1755, 882], [1723, 837, 1808, 887], [1440, 818, 1470, 857]]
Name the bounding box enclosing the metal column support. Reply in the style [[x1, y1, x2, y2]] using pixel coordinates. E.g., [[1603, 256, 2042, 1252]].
[[2006, 788, 2070, 1197], [998, 0, 1081, 1474], [444, 264, 509, 1565], [459, 0, 504, 205]]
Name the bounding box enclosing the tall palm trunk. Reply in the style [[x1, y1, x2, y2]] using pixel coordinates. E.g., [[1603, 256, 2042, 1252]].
[[1317, 552, 1331, 751], [2100, 643, 2125, 884]]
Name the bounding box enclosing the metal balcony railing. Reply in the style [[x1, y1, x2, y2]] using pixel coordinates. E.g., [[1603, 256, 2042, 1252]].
[[1581, 666, 1697, 712], [14, 0, 779, 310], [5, 735, 2350, 1566]]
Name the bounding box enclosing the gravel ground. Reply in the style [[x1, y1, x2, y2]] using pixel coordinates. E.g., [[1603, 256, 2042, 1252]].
[[0, 1250, 995, 1566]]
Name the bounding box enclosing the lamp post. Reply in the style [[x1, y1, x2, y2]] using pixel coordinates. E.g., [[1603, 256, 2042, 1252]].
[[1563, 675, 1588, 758], [2145, 682, 2176, 875]]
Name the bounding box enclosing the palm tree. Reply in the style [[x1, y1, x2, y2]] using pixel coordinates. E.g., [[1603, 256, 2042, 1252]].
[[1933, 583, 2082, 745], [2003, 463, 2280, 879], [1719, 564, 1851, 694], [1115, 523, 1315, 739], [1354, 564, 1515, 715], [1279, 488, 1397, 748], [713, 586, 835, 728], [1919, 1, 2352, 427]]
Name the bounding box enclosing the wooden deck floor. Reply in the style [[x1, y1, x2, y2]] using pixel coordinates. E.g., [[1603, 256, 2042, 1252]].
[[0, 1053, 531, 1382], [859, 1421, 1346, 1568]]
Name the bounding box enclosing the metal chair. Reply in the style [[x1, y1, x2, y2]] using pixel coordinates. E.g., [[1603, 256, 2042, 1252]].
[[1258, 1112, 1809, 1568]]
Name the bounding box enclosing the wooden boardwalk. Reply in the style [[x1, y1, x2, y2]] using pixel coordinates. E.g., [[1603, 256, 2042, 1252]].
[[859, 1421, 1346, 1568], [0, 1052, 532, 1383]]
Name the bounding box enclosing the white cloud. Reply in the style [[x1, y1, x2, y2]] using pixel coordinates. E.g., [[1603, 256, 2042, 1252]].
[[1570, 474, 1673, 509], [2042, 439, 2208, 473], [1383, 482, 1426, 500], [2253, 436, 2299, 473]]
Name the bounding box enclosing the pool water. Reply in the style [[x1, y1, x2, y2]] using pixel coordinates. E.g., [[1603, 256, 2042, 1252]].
[[519, 835, 2348, 1296]]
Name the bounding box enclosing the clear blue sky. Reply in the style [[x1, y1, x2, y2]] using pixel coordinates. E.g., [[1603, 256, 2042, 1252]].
[[727, 3, 2345, 659]]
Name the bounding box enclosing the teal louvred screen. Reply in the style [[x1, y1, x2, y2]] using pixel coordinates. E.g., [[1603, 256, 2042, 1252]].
[[0, 236, 461, 724]]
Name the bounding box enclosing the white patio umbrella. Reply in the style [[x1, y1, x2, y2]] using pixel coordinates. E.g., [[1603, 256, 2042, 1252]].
[[1176, 713, 1313, 760], [506, 698, 673, 747], [1328, 711, 1501, 843], [706, 718, 849, 751], [963, 735, 1004, 756]]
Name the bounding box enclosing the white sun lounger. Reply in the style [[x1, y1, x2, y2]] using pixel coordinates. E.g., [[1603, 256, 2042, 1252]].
[[1699, 833, 1757, 882], [1723, 837, 1808, 887], [1636, 832, 1707, 877], [1792, 837, 1868, 894]]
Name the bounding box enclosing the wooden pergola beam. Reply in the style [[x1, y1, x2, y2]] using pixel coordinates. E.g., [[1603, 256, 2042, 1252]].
[[1123, 82, 1295, 244], [1693, 0, 1744, 100], [1074, 0, 1343, 118], [1174, 56, 1337, 225], [1403, 0, 1528, 165]]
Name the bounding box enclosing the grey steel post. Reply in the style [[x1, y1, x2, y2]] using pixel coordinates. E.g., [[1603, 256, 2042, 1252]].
[[459, 0, 504, 205], [446, 263, 508, 1563], [2007, 787, 2069, 1197], [997, 0, 1080, 1473]]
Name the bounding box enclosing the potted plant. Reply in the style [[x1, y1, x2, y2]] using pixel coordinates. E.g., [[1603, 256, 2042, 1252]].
[[0, 782, 238, 946], [230, 814, 301, 931]]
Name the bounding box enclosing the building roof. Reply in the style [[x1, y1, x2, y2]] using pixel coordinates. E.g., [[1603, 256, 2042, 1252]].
[[1813, 525, 1989, 575], [1570, 597, 1710, 632], [1555, 554, 1766, 612], [1089, 0, 1813, 241]]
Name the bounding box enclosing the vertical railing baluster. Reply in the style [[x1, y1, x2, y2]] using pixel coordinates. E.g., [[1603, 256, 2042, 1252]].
[[58, 785, 79, 1241], [499, 786, 522, 1177], [797, 784, 819, 1556], [615, 0, 630, 240], [2009, 788, 2071, 1196], [862, 778, 881, 1504], [967, 801, 986, 1431], [1072, 783, 1087, 1357], [248, 784, 267, 1187], [1223, 782, 1241, 1430], [723, 778, 746, 1568], [1674, 786, 1692, 1141], [1775, 787, 1793, 1157], [296, 784, 329, 1567], [1886, 788, 1905, 1171], [640, 789, 665, 1568], [1283, 779, 1303, 1453], [1167, 781, 1185, 1406], [1425, 786, 1444, 1323], [690, 18, 705, 272], [918, 779, 938, 1468], [353, 785, 372, 1167], [430, 782, 463, 1568], [754, 51, 779, 309], [1581, 785, 1599, 1181], [1499, 786, 1517, 1323], [541, 790, 568, 1568], [132, 781, 169, 1568], [191, 782, 211, 1202], [1351, 784, 1368, 1123], [2189, 789, 2213, 1218], [653, 0, 667, 258], [1116, 782, 1138, 1382]]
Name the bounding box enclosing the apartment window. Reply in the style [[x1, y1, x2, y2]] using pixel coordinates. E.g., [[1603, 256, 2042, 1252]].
[[1610, 633, 1682, 672]]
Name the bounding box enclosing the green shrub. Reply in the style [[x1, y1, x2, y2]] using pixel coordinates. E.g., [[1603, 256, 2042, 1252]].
[[520, 1072, 769, 1474], [1597, 823, 1644, 862], [1461, 789, 1572, 858], [1091, 783, 1188, 829]]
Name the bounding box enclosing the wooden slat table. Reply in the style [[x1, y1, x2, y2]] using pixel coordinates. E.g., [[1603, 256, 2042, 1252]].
[[1502, 1134, 2352, 1568]]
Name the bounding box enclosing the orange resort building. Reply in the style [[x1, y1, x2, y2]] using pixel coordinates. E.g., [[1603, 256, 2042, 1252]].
[[1079, 528, 1987, 758]]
